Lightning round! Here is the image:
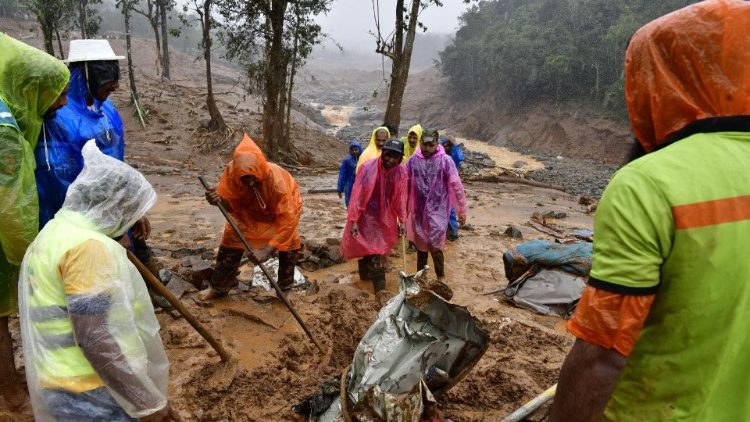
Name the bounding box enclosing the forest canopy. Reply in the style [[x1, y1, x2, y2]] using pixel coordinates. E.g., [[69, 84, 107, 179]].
[[439, 0, 699, 117]]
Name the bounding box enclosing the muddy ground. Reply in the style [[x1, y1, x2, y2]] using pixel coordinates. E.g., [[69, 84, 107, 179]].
[[0, 23, 606, 421]]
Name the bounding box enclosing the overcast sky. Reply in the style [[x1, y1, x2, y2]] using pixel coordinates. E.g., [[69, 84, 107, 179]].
[[317, 0, 471, 51]]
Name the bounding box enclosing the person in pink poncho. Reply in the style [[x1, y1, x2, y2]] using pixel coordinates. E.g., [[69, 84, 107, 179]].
[[341, 139, 408, 293], [406, 129, 468, 281]]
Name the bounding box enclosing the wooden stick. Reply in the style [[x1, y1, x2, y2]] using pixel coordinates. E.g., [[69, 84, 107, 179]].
[[198, 176, 325, 353], [127, 250, 232, 362]]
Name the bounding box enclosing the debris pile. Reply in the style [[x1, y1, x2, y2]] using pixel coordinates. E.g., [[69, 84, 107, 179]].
[[299, 238, 345, 271], [501, 240, 592, 317], [298, 269, 489, 422]]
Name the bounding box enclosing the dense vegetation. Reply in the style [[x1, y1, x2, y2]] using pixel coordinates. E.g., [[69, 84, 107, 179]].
[[439, 0, 698, 117]]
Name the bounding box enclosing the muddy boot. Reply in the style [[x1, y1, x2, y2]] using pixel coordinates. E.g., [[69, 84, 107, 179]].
[[371, 262, 386, 293], [358, 258, 371, 281]]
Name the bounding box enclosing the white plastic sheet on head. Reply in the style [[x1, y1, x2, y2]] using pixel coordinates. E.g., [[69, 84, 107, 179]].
[[63, 140, 157, 237], [19, 141, 167, 421], [320, 269, 489, 422]]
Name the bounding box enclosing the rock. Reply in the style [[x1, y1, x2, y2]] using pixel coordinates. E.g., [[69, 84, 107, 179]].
[[542, 211, 567, 219], [504, 226, 523, 239], [334, 275, 352, 284], [306, 280, 320, 296], [187, 259, 214, 286], [171, 247, 210, 259], [579, 196, 595, 206], [238, 282, 251, 292], [325, 237, 340, 246], [512, 160, 527, 169], [460, 224, 475, 231], [166, 274, 197, 298], [158, 268, 173, 283]]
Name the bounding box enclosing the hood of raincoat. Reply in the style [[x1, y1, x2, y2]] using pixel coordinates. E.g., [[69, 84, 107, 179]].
[[625, 0, 750, 153], [403, 124, 423, 158], [349, 140, 362, 156], [0, 33, 69, 146], [221, 134, 271, 187], [356, 126, 389, 173], [66, 65, 107, 112], [62, 140, 156, 238]]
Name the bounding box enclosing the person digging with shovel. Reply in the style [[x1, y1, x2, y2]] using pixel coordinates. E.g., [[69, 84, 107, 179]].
[[341, 139, 408, 299], [199, 134, 303, 301]]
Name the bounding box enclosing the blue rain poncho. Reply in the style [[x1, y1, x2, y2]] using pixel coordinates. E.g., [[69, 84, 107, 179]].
[[337, 140, 362, 207], [35, 65, 125, 228]]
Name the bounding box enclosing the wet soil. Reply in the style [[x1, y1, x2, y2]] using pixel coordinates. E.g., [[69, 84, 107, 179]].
[[0, 23, 595, 421]]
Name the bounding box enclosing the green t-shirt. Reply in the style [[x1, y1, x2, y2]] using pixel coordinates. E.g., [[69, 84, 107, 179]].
[[591, 131, 750, 421]]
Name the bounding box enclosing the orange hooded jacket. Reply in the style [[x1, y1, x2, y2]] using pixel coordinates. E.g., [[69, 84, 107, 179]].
[[625, 0, 750, 153], [217, 134, 302, 251]]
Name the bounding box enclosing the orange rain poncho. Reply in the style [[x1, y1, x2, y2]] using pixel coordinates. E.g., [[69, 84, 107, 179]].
[[625, 0, 750, 152], [217, 134, 302, 251], [355, 126, 389, 173]]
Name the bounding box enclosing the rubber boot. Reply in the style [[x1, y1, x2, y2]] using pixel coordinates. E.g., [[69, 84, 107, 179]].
[[358, 258, 371, 281], [371, 270, 386, 293]]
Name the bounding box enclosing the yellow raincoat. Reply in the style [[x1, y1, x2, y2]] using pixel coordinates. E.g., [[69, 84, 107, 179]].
[[0, 34, 69, 316], [356, 126, 389, 173], [401, 124, 423, 159]]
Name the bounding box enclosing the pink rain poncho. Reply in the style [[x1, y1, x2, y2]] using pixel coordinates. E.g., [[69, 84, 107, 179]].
[[406, 145, 468, 252], [341, 157, 408, 260]]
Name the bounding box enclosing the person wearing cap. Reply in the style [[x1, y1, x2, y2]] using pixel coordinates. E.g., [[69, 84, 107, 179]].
[[35, 39, 153, 271], [356, 126, 389, 173], [0, 33, 70, 409], [20, 141, 179, 422], [200, 134, 303, 301], [405, 130, 467, 281], [439, 135, 464, 241], [550, 2, 750, 420], [341, 138, 408, 295], [337, 140, 362, 208]]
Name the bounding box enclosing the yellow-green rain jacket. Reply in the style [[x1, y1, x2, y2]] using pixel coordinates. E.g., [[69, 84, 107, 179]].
[[356, 126, 389, 173], [0, 33, 69, 316], [400, 124, 423, 160]]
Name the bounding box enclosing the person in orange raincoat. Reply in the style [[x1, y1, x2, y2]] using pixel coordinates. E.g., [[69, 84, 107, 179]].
[[199, 134, 302, 301]]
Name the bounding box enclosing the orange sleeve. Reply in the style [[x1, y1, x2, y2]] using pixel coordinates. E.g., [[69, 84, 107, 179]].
[[567, 286, 655, 356]]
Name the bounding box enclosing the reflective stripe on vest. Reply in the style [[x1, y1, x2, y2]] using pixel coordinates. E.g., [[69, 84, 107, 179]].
[[0, 97, 20, 133]]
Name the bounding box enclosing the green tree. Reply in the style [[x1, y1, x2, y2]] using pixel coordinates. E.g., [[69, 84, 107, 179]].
[[26, 0, 75, 57], [439, 0, 700, 118], [219, 0, 330, 161]]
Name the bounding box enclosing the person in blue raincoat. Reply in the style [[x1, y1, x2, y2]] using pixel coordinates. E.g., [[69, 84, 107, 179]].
[[439, 135, 464, 241], [337, 140, 362, 208], [35, 40, 152, 265], [35, 40, 126, 229]]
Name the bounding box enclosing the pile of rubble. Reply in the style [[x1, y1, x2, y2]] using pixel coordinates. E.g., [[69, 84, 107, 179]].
[[298, 238, 345, 271]]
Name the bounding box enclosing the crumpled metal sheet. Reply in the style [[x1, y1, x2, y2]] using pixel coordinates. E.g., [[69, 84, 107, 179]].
[[506, 269, 585, 317], [319, 269, 489, 422], [250, 258, 307, 291]]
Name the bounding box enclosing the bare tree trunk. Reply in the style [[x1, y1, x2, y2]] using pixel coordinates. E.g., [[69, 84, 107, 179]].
[[38, 16, 55, 56], [202, 0, 225, 131], [55, 26, 64, 59], [283, 12, 300, 148], [123, 3, 139, 101], [262, 0, 288, 160], [78, 0, 88, 38], [159, 0, 170, 81], [382, 0, 420, 132]]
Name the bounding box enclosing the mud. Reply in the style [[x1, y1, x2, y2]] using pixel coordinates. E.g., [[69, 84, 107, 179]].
[[0, 21, 595, 421]]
